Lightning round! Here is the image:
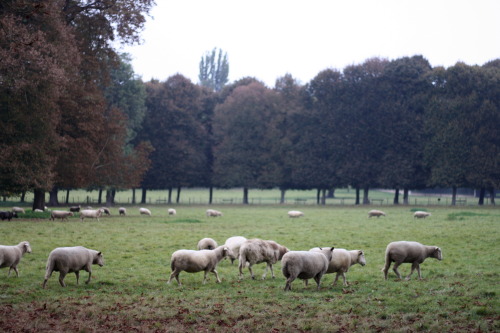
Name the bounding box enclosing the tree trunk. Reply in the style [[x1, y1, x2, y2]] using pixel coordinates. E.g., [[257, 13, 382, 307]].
[[362, 186, 370, 205], [355, 187, 360, 205], [48, 187, 59, 206], [280, 188, 286, 204], [243, 187, 249, 204], [327, 188, 335, 198], [141, 188, 147, 204], [321, 189, 326, 205], [168, 187, 172, 204], [65, 189, 70, 204], [32, 189, 45, 211], [20, 191, 26, 203], [393, 188, 400, 205], [112, 189, 116, 204], [176, 186, 181, 203], [451, 186, 457, 206], [132, 188, 136, 204], [478, 187, 485, 205], [209, 186, 213, 205], [403, 188, 409, 205], [105, 190, 113, 207], [316, 189, 321, 205], [488, 187, 495, 205], [98, 189, 103, 204]]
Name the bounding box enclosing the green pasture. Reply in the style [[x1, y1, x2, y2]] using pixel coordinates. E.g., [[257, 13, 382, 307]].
[[0, 205, 498, 332]]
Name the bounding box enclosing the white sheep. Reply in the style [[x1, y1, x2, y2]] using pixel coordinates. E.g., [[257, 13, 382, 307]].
[[382, 241, 442, 280], [12, 207, 25, 214], [206, 209, 222, 217], [168, 208, 177, 216], [0, 241, 32, 277], [42, 246, 104, 288], [224, 236, 247, 264], [168, 245, 232, 285], [309, 248, 366, 286], [79, 209, 104, 222], [288, 210, 304, 218], [118, 207, 127, 216], [238, 239, 289, 280], [413, 211, 431, 219], [281, 247, 334, 291], [100, 207, 111, 216], [34, 209, 44, 213], [50, 210, 74, 221], [368, 210, 386, 218], [139, 207, 152, 216], [197, 238, 218, 250]]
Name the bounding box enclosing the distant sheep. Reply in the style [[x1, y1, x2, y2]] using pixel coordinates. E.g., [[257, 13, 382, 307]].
[[288, 210, 304, 218], [12, 207, 25, 214], [368, 210, 386, 218], [50, 210, 74, 221], [0, 211, 18, 221], [0, 241, 32, 277], [139, 207, 151, 216], [197, 238, 218, 250], [79, 209, 104, 222], [206, 209, 222, 217], [310, 248, 366, 286], [282, 247, 334, 291], [100, 207, 111, 216], [382, 241, 442, 280], [238, 239, 289, 279], [168, 245, 232, 285], [43, 246, 104, 288], [69, 206, 81, 213], [33, 209, 44, 213], [118, 207, 127, 216], [224, 236, 247, 264], [413, 211, 431, 219], [168, 208, 176, 216]]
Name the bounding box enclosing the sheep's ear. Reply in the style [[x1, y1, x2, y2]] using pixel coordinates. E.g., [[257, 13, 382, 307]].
[[330, 247, 334, 252], [98, 252, 102, 256], [358, 250, 363, 255], [319, 247, 322, 250]]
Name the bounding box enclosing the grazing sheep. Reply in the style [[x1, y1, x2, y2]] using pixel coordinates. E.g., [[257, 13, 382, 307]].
[[206, 209, 222, 217], [79, 209, 104, 222], [382, 241, 442, 280], [197, 238, 218, 250], [238, 239, 289, 280], [0, 211, 18, 221], [288, 210, 304, 218], [69, 205, 81, 213], [0, 241, 32, 277], [413, 211, 431, 219], [139, 207, 151, 216], [310, 248, 366, 286], [99, 207, 111, 216], [50, 210, 74, 221], [33, 209, 44, 213], [168, 208, 177, 216], [168, 245, 232, 285], [42, 246, 104, 288], [224, 236, 247, 264], [282, 247, 334, 291], [118, 207, 127, 216], [12, 207, 25, 214], [368, 210, 386, 218]]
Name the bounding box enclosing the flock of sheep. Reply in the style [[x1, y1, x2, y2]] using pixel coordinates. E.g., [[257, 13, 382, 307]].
[[0, 206, 441, 290]]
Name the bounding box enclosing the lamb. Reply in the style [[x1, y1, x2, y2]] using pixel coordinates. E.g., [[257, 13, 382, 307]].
[[69, 205, 81, 213], [0, 211, 18, 221], [197, 238, 218, 250], [206, 209, 222, 217], [168, 208, 177, 216], [368, 209, 386, 218], [382, 241, 442, 280], [118, 207, 127, 215], [168, 245, 233, 285], [413, 211, 431, 219], [12, 207, 25, 214], [309, 248, 366, 286], [238, 239, 289, 280], [0, 241, 32, 277], [288, 210, 304, 218], [281, 247, 334, 291], [33, 209, 44, 213], [139, 207, 152, 216], [79, 209, 104, 222], [100, 207, 111, 216], [42, 246, 104, 288], [224, 236, 247, 264], [50, 210, 74, 221]]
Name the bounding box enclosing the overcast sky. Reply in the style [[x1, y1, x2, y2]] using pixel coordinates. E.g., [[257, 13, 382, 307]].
[[120, 0, 500, 87]]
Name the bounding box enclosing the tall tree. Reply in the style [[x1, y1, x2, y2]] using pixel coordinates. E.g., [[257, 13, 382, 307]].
[[199, 48, 229, 92]]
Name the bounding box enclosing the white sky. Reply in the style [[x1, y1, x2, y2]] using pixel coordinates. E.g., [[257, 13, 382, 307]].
[[120, 0, 500, 87]]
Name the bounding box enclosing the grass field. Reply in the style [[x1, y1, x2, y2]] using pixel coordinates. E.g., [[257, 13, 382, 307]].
[[0, 205, 498, 332]]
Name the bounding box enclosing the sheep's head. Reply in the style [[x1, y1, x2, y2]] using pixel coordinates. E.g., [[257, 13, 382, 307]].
[[434, 247, 442, 260], [358, 250, 366, 266], [23, 241, 32, 254], [95, 252, 104, 266]]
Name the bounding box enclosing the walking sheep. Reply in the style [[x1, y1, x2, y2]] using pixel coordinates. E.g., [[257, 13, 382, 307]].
[[50, 210, 74, 221], [168, 245, 233, 285], [282, 247, 334, 291], [139, 207, 152, 216], [197, 238, 218, 250], [12, 207, 25, 214], [42, 246, 104, 288], [206, 209, 222, 217], [168, 208, 176, 215], [413, 211, 431, 219], [80, 209, 104, 222], [368, 210, 386, 218], [224, 236, 247, 264], [310, 248, 366, 286], [0, 241, 32, 277], [288, 211, 304, 218], [382, 241, 442, 280], [238, 239, 289, 280], [69, 205, 81, 213]]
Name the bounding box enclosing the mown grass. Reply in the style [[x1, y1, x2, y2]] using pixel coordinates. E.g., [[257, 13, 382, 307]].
[[0, 205, 498, 332]]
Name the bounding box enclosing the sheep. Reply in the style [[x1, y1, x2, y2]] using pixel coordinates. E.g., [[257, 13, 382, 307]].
[[309, 248, 366, 286], [118, 207, 127, 215], [414, 211, 431, 219], [100, 207, 111, 216], [382, 241, 442, 280], [42, 246, 104, 288], [168, 245, 233, 285], [139, 207, 151, 216], [238, 239, 289, 280], [12, 207, 25, 214], [0, 211, 18, 221], [368, 209, 386, 218], [206, 209, 222, 217], [281, 247, 334, 291], [79, 209, 104, 222], [0, 241, 32, 277], [33, 209, 44, 213], [69, 205, 81, 213], [197, 238, 218, 250], [50, 210, 74, 221], [288, 210, 304, 218], [168, 208, 177, 216], [224, 236, 247, 264]]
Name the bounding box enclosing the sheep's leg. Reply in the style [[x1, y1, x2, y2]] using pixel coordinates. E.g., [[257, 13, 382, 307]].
[[406, 263, 419, 280], [284, 277, 295, 291], [212, 269, 221, 283], [238, 261, 245, 279], [333, 273, 340, 286], [416, 264, 422, 279], [314, 273, 323, 290], [168, 269, 181, 285], [262, 263, 274, 279], [248, 264, 255, 280], [203, 271, 208, 284], [342, 272, 348, 286], [304, 279, 309, 287], [75, 271, 80, 284], [392, 262, 402, 279], [58, 272, 67, 287], [382, 261, 391, 280]]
